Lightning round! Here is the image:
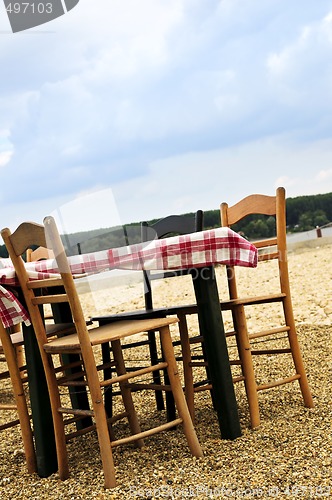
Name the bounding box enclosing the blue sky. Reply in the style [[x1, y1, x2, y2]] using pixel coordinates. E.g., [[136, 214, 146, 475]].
[[1, 0, 332, 233]]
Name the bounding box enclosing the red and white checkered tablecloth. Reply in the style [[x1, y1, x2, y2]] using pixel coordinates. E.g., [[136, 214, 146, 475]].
[[0, 227, 257, 328]]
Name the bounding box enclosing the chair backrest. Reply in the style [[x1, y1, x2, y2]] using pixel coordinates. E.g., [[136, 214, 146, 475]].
[[142, 212, 203, 241], [1, 223, 64, 348], [26, 246, 54, 262], [220, 186, 289, 298], [1, 219, 95, 368], [26, 246, 56, 321], [141, 211, 204, 309]]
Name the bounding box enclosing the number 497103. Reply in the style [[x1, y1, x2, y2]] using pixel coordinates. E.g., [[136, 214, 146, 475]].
[[5, 3, 53, 14]]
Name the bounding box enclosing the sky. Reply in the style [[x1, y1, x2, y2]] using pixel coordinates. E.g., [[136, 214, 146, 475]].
[[1, 0, 332, 234]]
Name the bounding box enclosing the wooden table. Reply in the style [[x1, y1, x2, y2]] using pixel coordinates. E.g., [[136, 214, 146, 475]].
[[0, 227, 258, 475]]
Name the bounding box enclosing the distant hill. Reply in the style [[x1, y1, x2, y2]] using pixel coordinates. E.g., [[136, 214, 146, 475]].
[[203, 191, 332, 240], [0, 192, 331, 257], [53, 191, 332, 253]]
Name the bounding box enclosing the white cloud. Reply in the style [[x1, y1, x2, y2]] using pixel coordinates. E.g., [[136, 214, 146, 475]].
[[50, 187, 123, 234], [275, 176, 300, 189], [0, 150, 12, 167], [2, 134, 332, 233], [316, 169, 332, 181], [111, 136, 332, 226], [322, 11, 332, 40], [267, 10, 332, 87], [1, 0, 332, 233]]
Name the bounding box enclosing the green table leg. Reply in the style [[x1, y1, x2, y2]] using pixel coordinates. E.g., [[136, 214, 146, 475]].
[[22, 323, 58, 477], [191, 267, 242, 440]]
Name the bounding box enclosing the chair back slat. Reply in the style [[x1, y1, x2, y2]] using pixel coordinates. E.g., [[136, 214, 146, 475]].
[[222, 193, 277, 226], [26, 246, 54, 262], [9, 222, 46, 256]]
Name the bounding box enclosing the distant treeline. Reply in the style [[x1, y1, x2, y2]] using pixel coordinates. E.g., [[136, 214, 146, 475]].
[[1, 192, 331, 257], [203, 191, 332, 240]]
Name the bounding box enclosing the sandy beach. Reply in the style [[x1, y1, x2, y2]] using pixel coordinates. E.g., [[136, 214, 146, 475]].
[[0, 241, 331, 499]]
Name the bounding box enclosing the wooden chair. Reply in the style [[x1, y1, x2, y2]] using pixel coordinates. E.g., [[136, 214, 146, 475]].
[[0, 246, 74, 474], [26, 246, 55, 323], [0, 322, 36, 473], [1, 219, 202, 489], [220, 187, 314, 427], [91, 212, 207, 420], [26, 246, 54, 263], [181, 188, 314, 427]]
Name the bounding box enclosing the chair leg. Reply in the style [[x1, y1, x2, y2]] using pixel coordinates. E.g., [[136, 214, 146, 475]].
[[101, 342, 113, 418], [149, 329, 176, 421], [15, 346, 25, 377], [159, 326, 203, 458], [283, 300, 314, 408], [288, 329, 314, 407], [233, 306, 260, 429], [43, 354, 69, 481], [178, 313, 195, 421], [81, 353, 116, 489], [2, 329, 36, 473], [178, 313, 216, 422], [147, 330, 165, 411], [164, 372, 176, 422], [111, 340, 144, 448], [9, 324, 26, 378], [200, 335, 217, 410]]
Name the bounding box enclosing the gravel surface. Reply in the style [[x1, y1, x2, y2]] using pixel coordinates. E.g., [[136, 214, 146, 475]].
[[0, 243, 331, 499]]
